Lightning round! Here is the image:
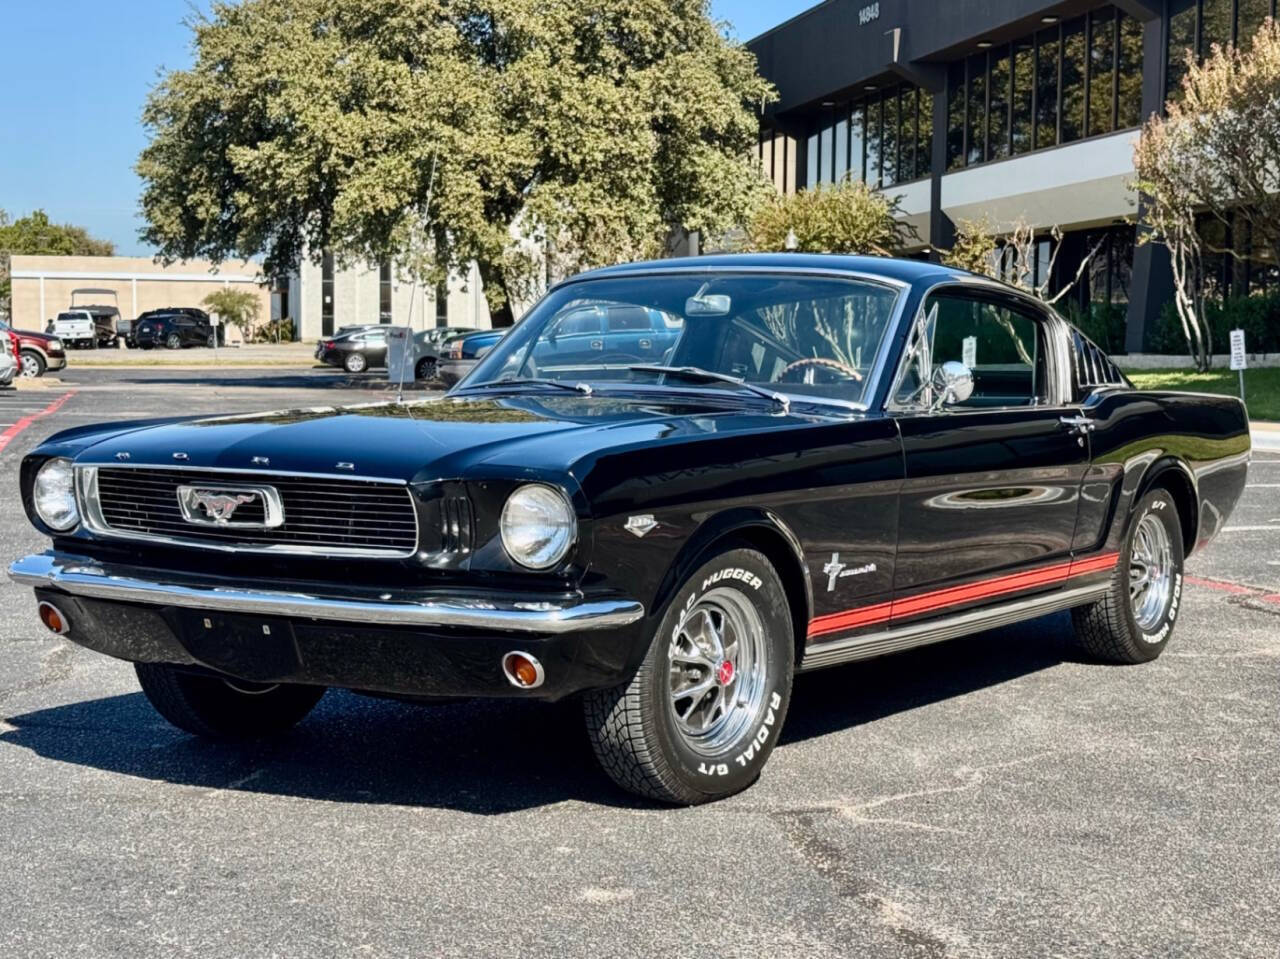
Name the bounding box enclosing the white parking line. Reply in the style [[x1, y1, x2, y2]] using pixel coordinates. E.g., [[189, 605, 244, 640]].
[[1222, 525, 1280, 532]]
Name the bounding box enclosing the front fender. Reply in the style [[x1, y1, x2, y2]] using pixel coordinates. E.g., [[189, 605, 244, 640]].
[[649, 507, 812, 640]]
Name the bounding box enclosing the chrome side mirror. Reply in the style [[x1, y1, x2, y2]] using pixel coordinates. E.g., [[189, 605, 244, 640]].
[[929, 361, 974, 410]]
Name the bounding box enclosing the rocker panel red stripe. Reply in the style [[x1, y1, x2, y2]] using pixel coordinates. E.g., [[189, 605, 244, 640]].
[[808, 552, 1120, 639]]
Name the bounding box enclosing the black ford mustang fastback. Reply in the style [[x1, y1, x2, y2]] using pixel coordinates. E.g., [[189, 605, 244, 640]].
[[11, 255, 1250, 804]]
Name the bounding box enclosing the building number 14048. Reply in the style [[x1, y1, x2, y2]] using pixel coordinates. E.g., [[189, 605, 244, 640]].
[[858, 2, 880, 26]]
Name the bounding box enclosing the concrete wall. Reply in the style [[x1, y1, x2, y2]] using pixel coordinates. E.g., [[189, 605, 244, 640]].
[[9, 255, 270, 331]]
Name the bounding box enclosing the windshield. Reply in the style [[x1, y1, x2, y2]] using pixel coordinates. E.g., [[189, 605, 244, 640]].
[[463, 272, 902, 407]]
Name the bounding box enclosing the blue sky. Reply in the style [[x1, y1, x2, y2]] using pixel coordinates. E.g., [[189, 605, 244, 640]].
[[0, 1, 813, 257]]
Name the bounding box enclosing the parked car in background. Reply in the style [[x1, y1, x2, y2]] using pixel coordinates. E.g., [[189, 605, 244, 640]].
[[134, 312, 219, 350], [49, 289, 121, 349], [8, 254, 1251, 805], [129, 308, 216, 349], [437, 329, 506, 386], [315, 327, 389, 373], [0, 319, 67, 378], [0, 331, 18, 387], [413, 326, 474, 381]]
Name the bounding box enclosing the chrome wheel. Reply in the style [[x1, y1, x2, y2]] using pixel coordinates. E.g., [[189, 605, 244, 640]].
[[19, 353, 42, 378], [667, 587, 769, 756], [1130, 512, 1174, 633]]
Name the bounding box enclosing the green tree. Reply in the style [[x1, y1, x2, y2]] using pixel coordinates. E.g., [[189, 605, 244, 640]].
[[0, 209, 115, 316], [1135, 19, 1280, 369], [138, 0, 774, 326], [744, 181, 914, 256], [201, 288, 262, 339]]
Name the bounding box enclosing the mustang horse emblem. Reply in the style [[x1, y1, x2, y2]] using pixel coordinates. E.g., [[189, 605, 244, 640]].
[[173, 483, 284, 529], [189, 491, 255, 525]]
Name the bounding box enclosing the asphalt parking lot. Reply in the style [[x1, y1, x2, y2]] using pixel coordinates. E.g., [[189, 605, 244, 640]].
[[1, 368, 1277, 958]]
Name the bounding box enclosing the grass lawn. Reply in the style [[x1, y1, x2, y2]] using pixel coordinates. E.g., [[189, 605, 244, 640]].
[[1127, 367, 1280, 422]]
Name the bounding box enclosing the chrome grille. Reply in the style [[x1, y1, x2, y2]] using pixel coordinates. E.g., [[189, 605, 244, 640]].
[[85, 467, 419, 556]]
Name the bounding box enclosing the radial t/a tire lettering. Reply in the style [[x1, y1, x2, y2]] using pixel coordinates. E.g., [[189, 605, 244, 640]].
[[583, 547, 794, 805], [1072, 488, 1185, 664]]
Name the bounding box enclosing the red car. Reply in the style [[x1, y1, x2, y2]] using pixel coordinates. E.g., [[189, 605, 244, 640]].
[[0, 320, 68, 378]]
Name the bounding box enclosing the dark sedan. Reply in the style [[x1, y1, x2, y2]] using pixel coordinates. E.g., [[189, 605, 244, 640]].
[[9, 254, 1250, 805], [315, 327, 389, 373]]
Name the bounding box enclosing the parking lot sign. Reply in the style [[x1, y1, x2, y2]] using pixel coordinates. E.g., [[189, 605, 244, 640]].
[[386, 326, 414, 398], [1229, 329, 1246, 403]]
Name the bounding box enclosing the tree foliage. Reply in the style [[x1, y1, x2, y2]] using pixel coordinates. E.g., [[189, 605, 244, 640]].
[[201, 288, 262, 338], [1134, 19, 1280, 369], [138, 0, 774, 325], [744, 181, 913, 256], [0, 209, 115, 316]]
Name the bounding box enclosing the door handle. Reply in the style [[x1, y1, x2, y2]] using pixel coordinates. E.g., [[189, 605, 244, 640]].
[[1059, 415, 1096, 434]]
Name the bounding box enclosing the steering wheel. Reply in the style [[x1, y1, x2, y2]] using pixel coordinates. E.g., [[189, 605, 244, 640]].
[[777, 357, 864, 383]]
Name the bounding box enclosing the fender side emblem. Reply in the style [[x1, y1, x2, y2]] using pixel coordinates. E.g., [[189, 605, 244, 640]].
[[625, 515, 658, 538]]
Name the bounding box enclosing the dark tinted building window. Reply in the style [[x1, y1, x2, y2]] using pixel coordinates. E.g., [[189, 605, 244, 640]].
[[947, 62, 966, 170], [916, 89, 934, 180], [850, 103, 866, 183], [1035, 27, 1060, 149], [883, 90, 900, 186], [966, 54, 987, 165], [1061, 18, 1087, 143], [1238, 0, 1272, 48], [435, 280, 449, 328], [1201, 0, 1233, 53], [378, 261, 392, 324], [321, 252, 335, 337], [1088, 9, 1116, 137], [866, 95, 883, 187], [1012, 38, 1034, 155], [1168, 0, 1198, 97], [989, 46, 1011, 161], [1117, 14, 1144, 128]]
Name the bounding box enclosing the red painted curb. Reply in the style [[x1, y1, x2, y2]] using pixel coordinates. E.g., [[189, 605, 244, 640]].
[[0, 392, 75, 455]]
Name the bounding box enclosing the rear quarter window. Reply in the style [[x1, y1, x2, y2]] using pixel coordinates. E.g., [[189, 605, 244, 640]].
[[1070, 328, 1129, 397]]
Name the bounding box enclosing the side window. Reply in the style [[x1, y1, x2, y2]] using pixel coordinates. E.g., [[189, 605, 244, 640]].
[[554, 309, 602, 336], [895, 293, 1051, 409], [604, 307, 651, 332]]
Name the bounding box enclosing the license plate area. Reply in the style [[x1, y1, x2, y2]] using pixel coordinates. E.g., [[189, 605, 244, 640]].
[[166, 610, 300, 681]]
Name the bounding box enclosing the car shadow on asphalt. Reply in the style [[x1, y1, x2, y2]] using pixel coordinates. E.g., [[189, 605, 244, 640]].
[[0, 613, 1084, 812]]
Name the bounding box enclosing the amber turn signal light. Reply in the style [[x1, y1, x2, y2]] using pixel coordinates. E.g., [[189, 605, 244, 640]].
[[37, 601, 70, 635], [501, 651, 545, 689]]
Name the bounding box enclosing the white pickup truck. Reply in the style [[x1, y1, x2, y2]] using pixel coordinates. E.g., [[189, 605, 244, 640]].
[[50, 289, 120, 349]]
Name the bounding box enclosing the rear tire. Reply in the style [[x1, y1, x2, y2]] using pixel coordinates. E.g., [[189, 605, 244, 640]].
[[583, 547, 794, 804], [166, 333, 182, 350], [344, 352, 367, 374], [135, 663, 324, 740], [1072, 488, 1185, 664], [416, 357, 437, 381]]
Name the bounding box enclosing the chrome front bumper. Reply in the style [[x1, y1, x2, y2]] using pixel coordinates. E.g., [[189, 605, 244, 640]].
[[9, 552, 644, 635]]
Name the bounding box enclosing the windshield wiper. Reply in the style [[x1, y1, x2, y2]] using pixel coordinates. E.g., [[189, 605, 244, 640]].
[[628, 365, 789, 412], [467, 376, 592, 395]]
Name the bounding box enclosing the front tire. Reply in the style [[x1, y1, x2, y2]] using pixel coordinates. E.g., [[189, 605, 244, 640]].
[[584, 547, 794, 804], [19, 350, 45, 378], [416, 356, 437, 381], [1072, 488, 1185, 664], [135, 663, 324, 740]]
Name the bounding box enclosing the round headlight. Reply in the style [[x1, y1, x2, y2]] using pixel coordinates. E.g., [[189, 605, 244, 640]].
[[33, 457, 79, 531], [500, 484, 576, 570]]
